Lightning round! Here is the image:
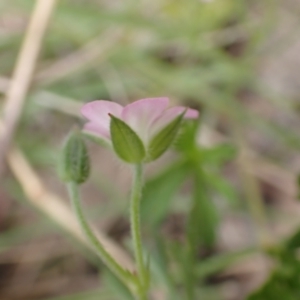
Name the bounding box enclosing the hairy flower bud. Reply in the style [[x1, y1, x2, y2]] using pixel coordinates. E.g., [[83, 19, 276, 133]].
[[59, 131, 90, 184]]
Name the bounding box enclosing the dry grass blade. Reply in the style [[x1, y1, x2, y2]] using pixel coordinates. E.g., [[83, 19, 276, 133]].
[[0, 0, 58, 173], [7, 145, 134, 272], [34, 29, 123, 87]]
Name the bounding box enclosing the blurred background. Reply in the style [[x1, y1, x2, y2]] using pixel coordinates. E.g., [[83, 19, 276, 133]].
[[1, 0, 300, 299]]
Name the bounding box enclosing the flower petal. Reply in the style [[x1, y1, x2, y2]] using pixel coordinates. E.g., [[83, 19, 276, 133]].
[[81, 100, 123, 135], [82, 122, 110, 143], [184, 108, 199, 119], [150, 106, 198, 138], [121, 97, 169, 143]]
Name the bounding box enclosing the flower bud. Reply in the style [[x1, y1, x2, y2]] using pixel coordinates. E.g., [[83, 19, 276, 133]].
[[59, 131, 90, 184]]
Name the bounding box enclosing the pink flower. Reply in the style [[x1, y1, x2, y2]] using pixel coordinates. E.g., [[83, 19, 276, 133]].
[[81, 97, 198, 146]]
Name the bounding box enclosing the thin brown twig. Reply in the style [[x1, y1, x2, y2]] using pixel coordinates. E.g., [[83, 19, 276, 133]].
[[0, 0, 58, 174]]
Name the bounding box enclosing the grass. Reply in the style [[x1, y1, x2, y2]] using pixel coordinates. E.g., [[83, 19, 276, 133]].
[[1, 0, 300, 299]]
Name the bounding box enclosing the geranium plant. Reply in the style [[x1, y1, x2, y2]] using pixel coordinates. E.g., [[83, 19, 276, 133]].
[[60, 97, 198, 300]]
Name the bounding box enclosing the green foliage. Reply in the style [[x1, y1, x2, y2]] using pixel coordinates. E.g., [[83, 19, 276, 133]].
[[195, 248, 255, 279], [248, 252, 300, 300], [147, 238, 181, 300], [285, 228, 300, 251], [188, 166, 219, 248], [175, 121, 199, 155], [198, 144, 237, 166], [141, 160, 189, 227], [248, 221, 300, 299], [44, 288, 113, 300], [177, 120, 236, 248], [103, 270, 134, 300]]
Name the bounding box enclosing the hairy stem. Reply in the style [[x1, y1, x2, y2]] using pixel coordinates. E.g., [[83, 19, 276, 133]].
[[67, 182, 134, 287], [130, 164, 148, 299]]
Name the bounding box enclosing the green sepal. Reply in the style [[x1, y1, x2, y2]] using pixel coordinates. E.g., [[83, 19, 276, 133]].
[[109, 114, 146, 163], [59, 131, 90, 184], [146, 111, 185, 161]]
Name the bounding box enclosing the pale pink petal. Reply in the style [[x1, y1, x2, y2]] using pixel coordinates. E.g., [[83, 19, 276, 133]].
[[185, 108, 199, 119], [81, 100, 123, 134], [121, 97, 169, 142], [150, 106, 199, 138], [83, 122, 111, 143]]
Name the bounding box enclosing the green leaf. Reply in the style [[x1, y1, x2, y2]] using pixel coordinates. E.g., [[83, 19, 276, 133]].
[[103, 269, 134, 300], [141, 160, 189, 227], [285, 226, 300, 251], [59, 131, 90, 184], [110, 114, 146, 163], [247, 264, 300, 300], [195, 248, 255, 279], [199, 143, 237, 166], [175, 121, 199, 154], [247, 250, 300, 300], [149, 237, 180, 300], [203, 171, 239, 207], [188, 166, 219, 249], [147, 112, 185, 161], [44, 288, 110, 300]]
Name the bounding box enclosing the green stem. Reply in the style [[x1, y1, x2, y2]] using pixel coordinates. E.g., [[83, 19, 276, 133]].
[[67, 182, 134, 288], [130, 164, 148, 298]]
